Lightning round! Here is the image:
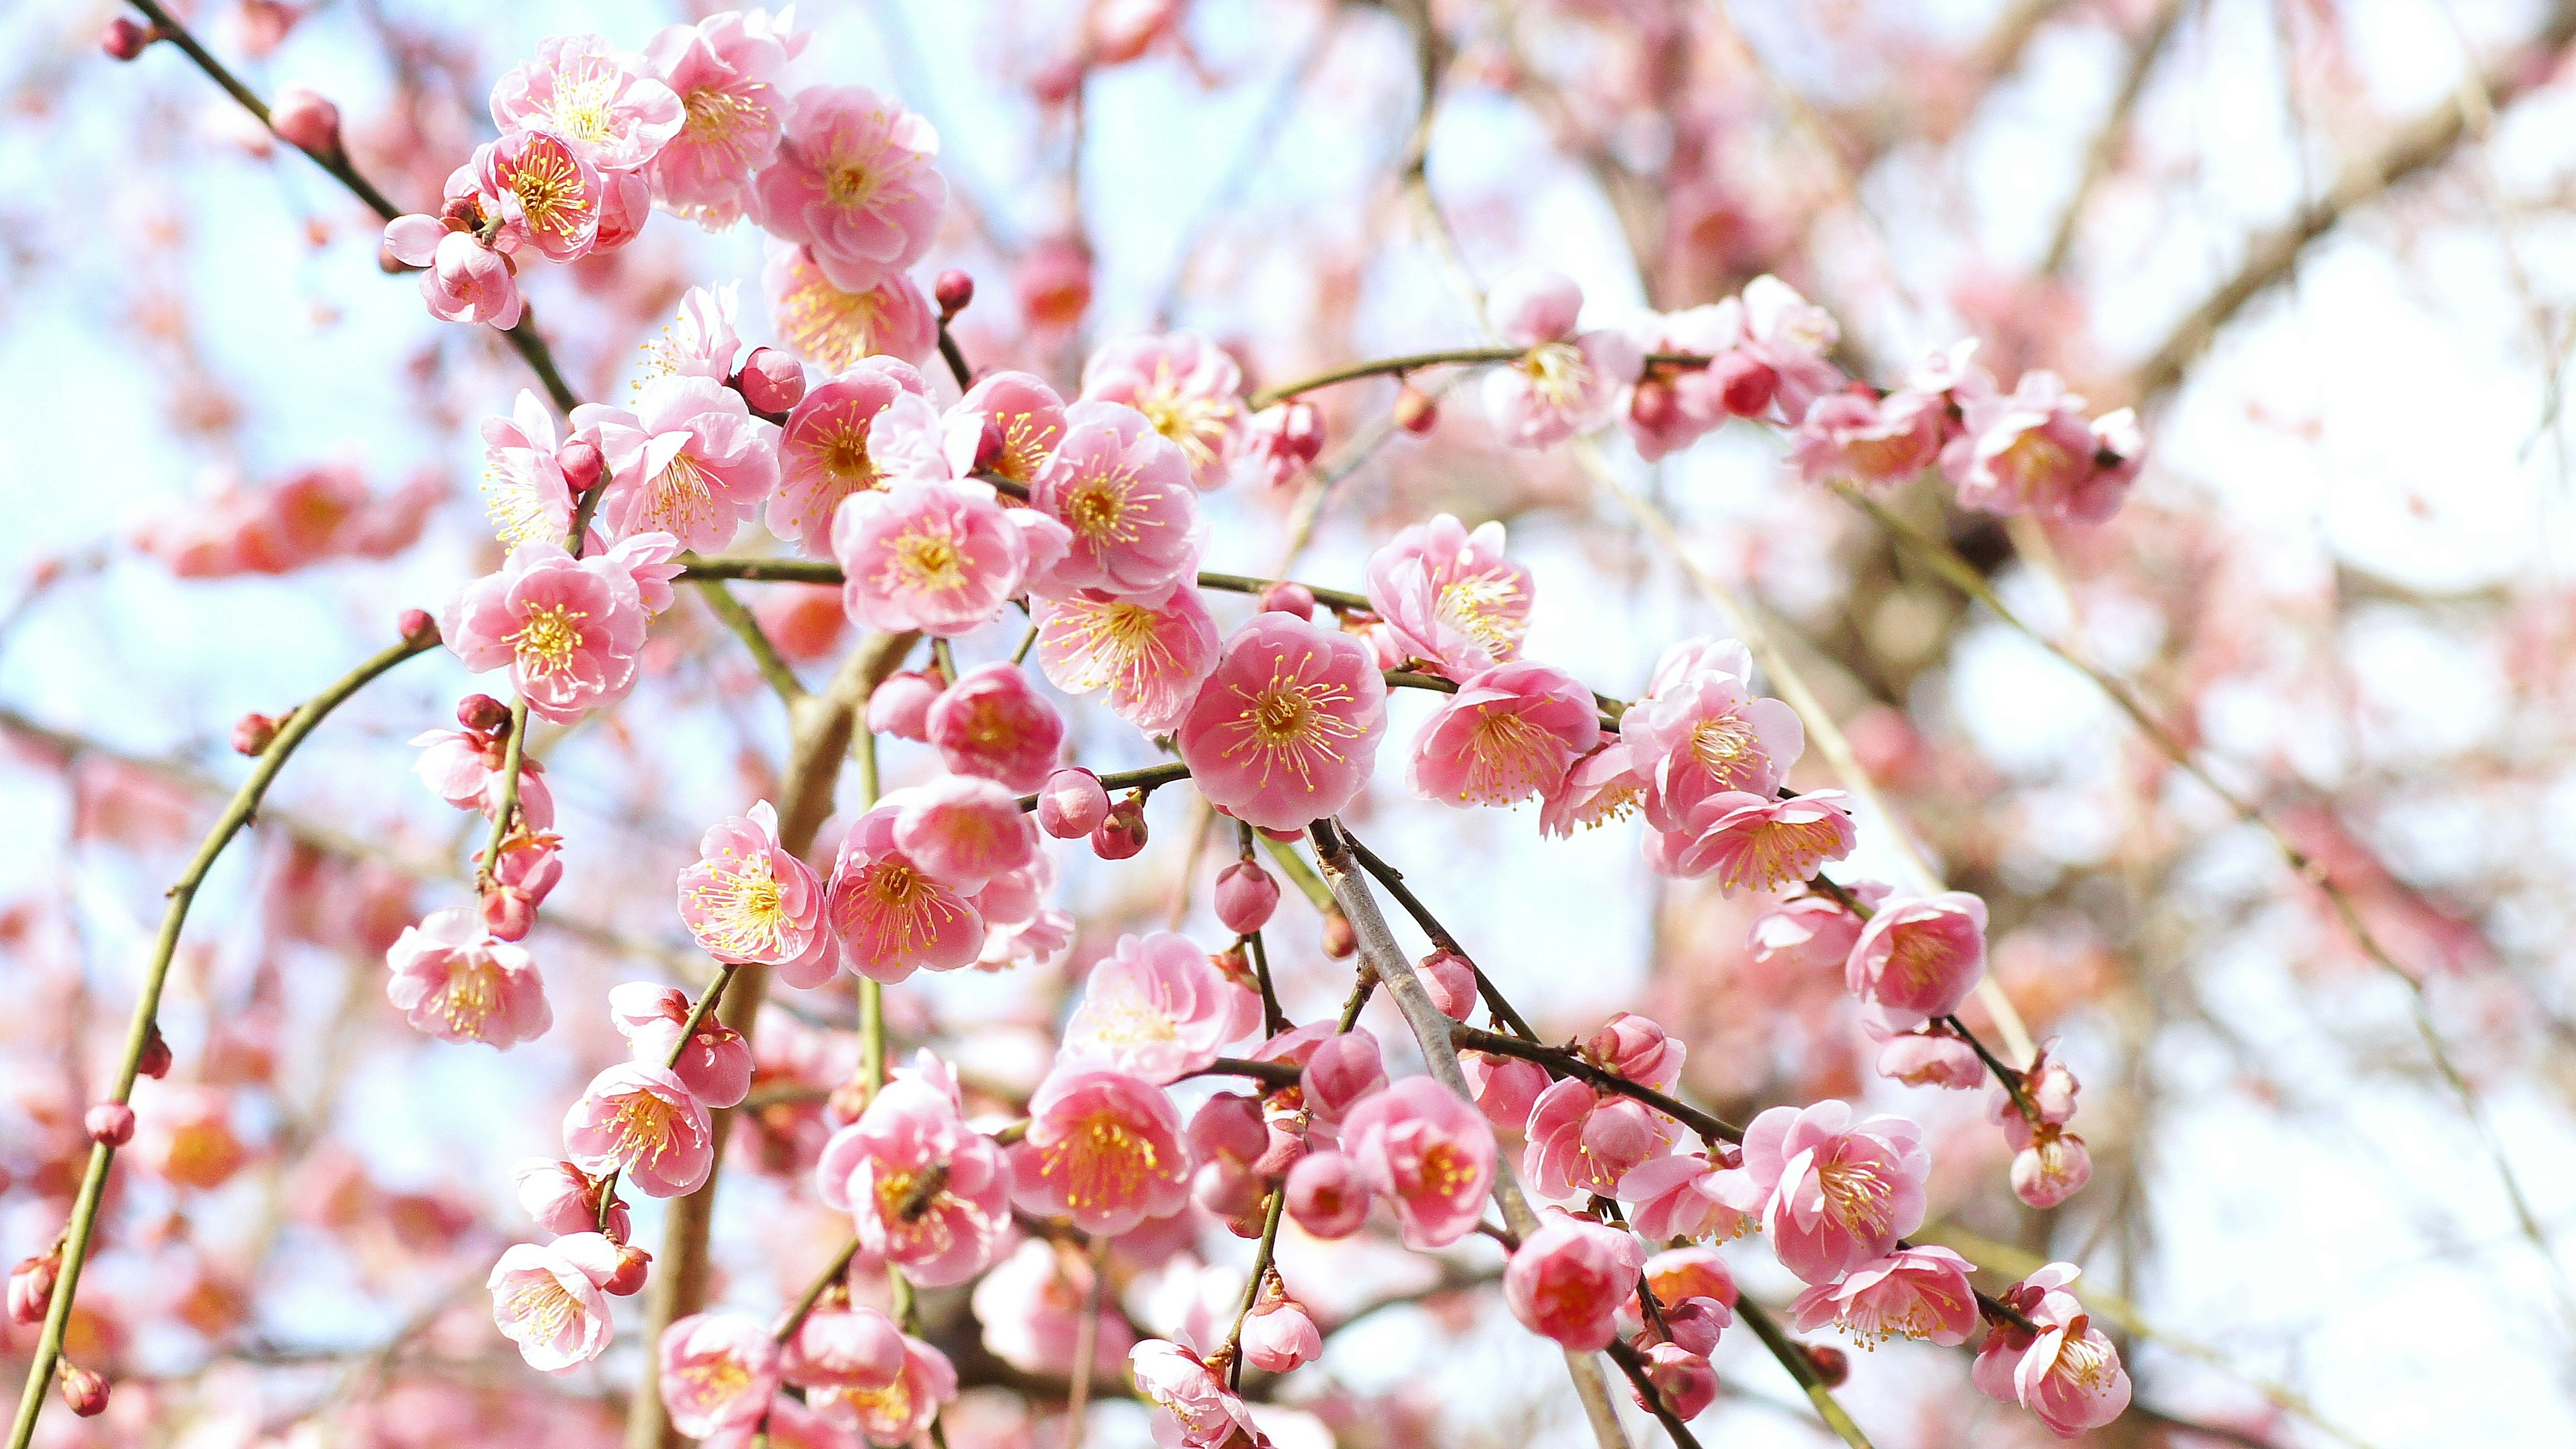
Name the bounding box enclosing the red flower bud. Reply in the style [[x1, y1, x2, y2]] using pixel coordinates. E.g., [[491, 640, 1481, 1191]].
[[137, 1026, 172, 1080], [56, 1362, 107, 1417], [269, 87, 342, 158], [1393, 384, 1439, 435], [557, 438, 606, 495], [458, 694, 513, 734], [934, 270, 975, 317], [101, 17, 156, 60], [735, 347, 806, 415], [1091, 794, 1149, 860], [1712, 350, 1777, 419], [8, 1249, 60, 1326], [85, 1102, 136, 1147], [1037, 767, 1109, 839], [398, 607, 439, 647], [1257, 581, 1316, 620], [231, 712, 280, 757], [603, 1243, 652, 1296], [1805, 1342, 1849, 1388], [1320, 910, 1356, 959]]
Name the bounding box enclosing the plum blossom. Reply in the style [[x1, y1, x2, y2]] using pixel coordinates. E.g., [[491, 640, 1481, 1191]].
[[1789, 1244, 1979, 1346], [887, 774, 1038, 894], [1364, 515, 1534, 678], [1525, 1015, 1686, 1199], [1130, 1340, 1262, 1449], [1061, 931, 1260, 1083], [1482, 266, 1643, 448], [810, 1334, 956, 1444], [780, 1305, 905, 1390], [1079, 333, 1246, 488], [635, 284, 743, 385], [657, 1313, 782, 1438], [1748, 883, 1887, 972], [412, 721, 554, 829], [1503, 1210, 1647, 1351], [574, 376, 778, 551], [1176, 612, 1388, 831], [384, 908, 552, 1048], [1788, 386, 1948, 488], [677, 800, 831, 975], [833, 480, 1066, 637], [1618, 1150, 1753, 1242], [824, 805, 985, 982], [769, 358, 928, 554], [488, 1234, 620, 1371], [753, 86, 945, 279], [382, 215, 522, 328], [1739, 274, 1846, 423], [765, 240, 938, 370], [1845, 891, 1988, 1034], [943, 370, 1067, 487], [1407, 660, 1601, 807], [1028, 400, 1204, 598], [439, 541, 652, 724], [643, 10, 800, 226], [1242, 1290, 1323, 1374], [1648, 790, 1858, 894], [969, 1240, 1134, 1379], [815, 1051, 1013, 1287], [1943, 371, 2140, 524], [1342, 1076, 1494, 1249], [1008, 1065, 1193, 1235], [608, 982, 753, 1109], [1030, 582, 1222, 734], [490, 34, 682, 174], [1874, 1028, 1986, 1089], [1540, 742, 1651, 837], [1974, 1263, 2132, 1437], [1737, 1101, 1929, 1283], [924, 662, 1067, 792], [562, 1063, 715, 1197], [480, 389, 587, 548], [1619, 639, 1804, 830], [476, 129, 604, 262]]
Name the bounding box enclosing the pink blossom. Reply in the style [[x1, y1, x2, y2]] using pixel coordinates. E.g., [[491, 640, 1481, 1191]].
[[1648, 790, 1858, 895], [1874, 1030, 1986, 1089], [1240, 400, 1324, 486], [1503, 1210, 1646, 1351], [480, 829, 563, 941], [1747, 883, 1886, 972], [384, 907, 551, 1048], [513, 1159, 628, 1240], [574, 376, 778, 551], [1008, 1065, 1193, 1235], [1031, 582, 1222, 734], [815, 1053, 1013, 1286], [1285, 1148, 1371, 1238], [1028, 400, 1204, 597], [1539, 742, 1651, 837], [924, 662, 1067, 792], [1621, 301, 1751, 459], [753, 86, 945, 278], [608, 982, 754, 1109], [887, 773, 1037, 893], [1176, 612, 1389, 831], [1061, 931, 1260, 1083], [2011, 1129, 2094, 1209], [1737, 1101, 1929, 1283], [1739, 275, 1846, 423], [561, 1062, 715, 1197], [1525, 1081, 1675, 1202], [658, 1312, 782, 1437], [1630, 1343, 1718, 1421], [2013, 1040, 2083, 1126], [834, 480, 1061, 637], [476, 129, 604, 262], [769, 357, 930, 555], [944, 371, 1067, 488], [781, 1304, 906, 1390], [1463, 1050, 1550, 1132], [1789, 1244, 1978, 1346], [1618, 641, 1804, 829], [810, 1334, 956, 1444], [8, 1250, 56, 1328], [1214, 861, 1281, 935], [824, 805, 986, 982], [1037, 766, 1110, 839], [868, 668, 944, 742], [1943, 372, 2137, 524], [705, 1396, 852, 1449], [678, 800, 831, 974], [411, 724, 554, 829], [1342, 1076, 1494, 1249], [1301, 1031, 1387, 1124], [644, 11, 797, 226], [1130, 1340, 1260, 1448], [1845, 891, 1988, 1034], [1079, 333, 1246, 488], [382, 216, 523, 329], [1407, 660, 1601, 808], [968, 1239, 1135, 1379], [1788, 388, 1947, 488], [1490, 266, 1585, 347], [479, 389, 585, 549], [491, 34, 683, 174], [487, 1235, 619, 1371], [1644, 1246, 1739, 1311], [765, 241, 938, 370], [1363, 514, 1533, 678], [1975, 1264, 2132, 1437], [1242, 1292, 1323, 1374], [1481, 266, 1644, 448], [1617, 1150, 1753, 1242]]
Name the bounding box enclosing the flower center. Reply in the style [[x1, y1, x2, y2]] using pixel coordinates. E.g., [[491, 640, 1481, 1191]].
[[604, 1093, 678, 1168], [1064, 472, 1144, 543], [1456, 707, 1560, 804], [508, 604, 588, 676], [647, 451, 722, 537], [1719, 814, 1848, 894], [1521, 341, 1591, 408], [882, 529, 968, 596], [508, 146, 591, 239], [1040, 1110, 1161, 1210], [682, 85, 763, 146], [818, 415, 875, 482], [502, 1276, 582, 1338], [777, 265, 888, 373], [1413, 1140, 1474, 1199], [1218, 663, 1366, 788], [1046, 598, 1175, 692], [688, 857, 795, 960], [547, 68, 621, 146], [1816, 1154, 1894, 1234], [1435, 573, 1526, 657], [826, 160, 877, 208], [1688, 710, 1761, 785], [439, 959, 502, 1034]]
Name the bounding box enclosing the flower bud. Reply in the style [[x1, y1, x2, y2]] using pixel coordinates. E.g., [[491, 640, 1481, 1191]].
[[1299, 1032, 1385, 1125], [1711, 350, 1777, 418], [1320, 910, 1355, 959], [270, 87, 342, 158], [231, 712, 280, 757], [1652, 1296, 1729, 1357], [1284, 1150, 1370, 1238], [8, 1250, 60, 1326], [85, 1102, 136, 1147], [1187, 1092, 1270, 1169], [735, 347, 806, 415], [1242, 1295, 1324, 1374], [1462, 1051, 1548, 1132], [1213, 861, 1280, 935], [1091, 794, 1148, 860], [934, 270, 975, 317], [2010, 1128, 2092, 1209], [1036, 767, 1108, 839], [56, 1362, 107, 1418], [867, 669, 944, 742], [102, 17, 156, 60], [1629, 376, 1680, 432], [1806, 1342, 1849, 1388], [972, 417, 1009, 475], [1418, 949, 1477, 1020], [398, 607, 439, 647], [137, 1026, 172, 1080], [1257, 581, 1315, 619], [1192, 1158, 1265, 1220], [1392, 384, 1439, 435], [1275, 400, 1324, 463], [1631, 1342, 1716, 1421], [603, 1242, 653, 1295], [482, 883, 539, 942], [557, 437, 606, 495], [458, 693, 513, 734]]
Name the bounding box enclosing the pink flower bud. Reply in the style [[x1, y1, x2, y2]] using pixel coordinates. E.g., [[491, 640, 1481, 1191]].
[[8, 1250, 59, 1326], [2010, 1129, 2092, 1209], [102, 17, 156, 60], [137, 1026, 171, 1079], [1258, 581, 1316, 619], [1299, 1032, 1385, 1125], [1504, 1212, 1646, 1351], [1187, 1093, 1269, 1168], [1242, 1295, 1323, 1374], [1585, 1012, 1680, 1087], [1711, 351, 1778, 417], [57, 1362, 107, 1417], [1629, 376, 1680, 433], [1807, 1342, 1849, 1387], [1036, 767, 1109, 839], [398, 607, 439, 647], [604, 1243, 652, 1296], [1418, 949, 1478, 1020], [971, 417, 1009, 474], [735, 347, 806, 415], [1320, 910, 1355, 959], [935, 270, 975, 316], [1393, 384, 1439, 435], [1462, 1051, 1548, 1131], [482, 884, 538, 941], [1284, 1150, 1370, 1238], [1644, 1246, 1738, 1311], [1656, 1297, 1729, 1357], [1631, 1342, 1717, 1421], [270, 86, 341, 158], [1213, 862, 1281, 935], [867, 669, 945, 742], [1192, 1158, 1265, 1219], [231, 712, 280, 757], [85, 1102, 135, 1146], [458, 694, 513, 734], [558, 438, 606, 495], [1875, 1029, 1984, 1089], [1091, 794, 1148, 860]]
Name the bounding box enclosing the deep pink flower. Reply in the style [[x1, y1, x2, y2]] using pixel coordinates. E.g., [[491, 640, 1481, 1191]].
[[815, 1052, 1013, 1287], [1845, 891, 1988, 1034], [924, 662, 1067, 792], [1342, 1076, 1494, 1249], [384, 907, 551, 1048], [1526, 1082, 1675, 1201], [1285, 1148, 1371, 1238], [810, 1334, 956, 1444], [1975, 1263, 2132, 1437], [833, 480, 1063, 637], [1079, 333, 1246, 488], [1463, 1050, 1550, 1132], [439, 541, 651, 724], [1407, 660, 1601, 807], [1630, 1342, 1719, 1421], [1028, 400, 1204, 598], [780, 1304, 906, 1390], [1213, 860, 1281, 935], [1943, 371, 2137, 524], [411, 724, 554, 829], [1482, 266, 1644, 449], [478, 388, 587, 549], [1617, 1150, 1754, 1242], [561, 1062, 715, 1197], [382, 216, 523, 328], [1503, 1210, 1647, 1351], [658, 1312, 782, 1437], [476, 129, 604, 262], [1788, 388, 1947, 488], [1240, 400, 1324, 486], [823, 804, 986, 982], [1301, 1030, 1388, 1125], [887, 773, 1038, 893], [1748, 883, 1886, 972], [1789, 1244, 1978, 1346], [643, 10, 799, 226], [1620, 301, 1750, 459], [1008, 1065, 1193, 1235], [1644, 1245, 1739, 1311], [513, 1159, 629, 1240], [488, 1235, 619, 1370], [480, 833, 560, 942], [1648, 790, 1857, 894], [1061, 931, 1260, 1083], [753, 86, 945, 278], [768, 357, 929, 555], [608, 982, 753, 1110], [1176, 612, 1389, 831], [765, 241, 938, 370], [574, 376, 778, 552], [491, 34, 683, 174], [1619, 643, 1805, 830], [1130, 1340, 1261, 1449], [678, 800, 831, 974], [967, 1239, 1135, 1379], [1363, 514, 1533, 678], [1737, 1101, 1929, 1283], [943, 370, 1067, 487], [1030, 582, 1222, 734], [1539, 742, 1651, 837]]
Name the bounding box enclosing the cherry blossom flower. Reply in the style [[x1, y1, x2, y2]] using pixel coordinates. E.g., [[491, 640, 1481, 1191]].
[[562, 1063, 715, 1197], [1363, 514, 1534, 678], [781, 1304, 906, 1390], [1789, 1244, 1979, 1346], [1240, 400, 1324, 486], [924, 662, 1067, 792], [705, 1396, 851, 1449], [1027, 400, 1204, 598], [608, 982, 753, 1109], [824, 804, 986, 981], [1617, 1150, 1754, 1242], [769, 357, 928, 554], [488, 1234, 619, 1371], [815, 1051, 1013, 1287], [1845, 891, 1988, 1034], [1482, 266, 1644, 449], [382, 215, 523, 328], [411, 723, 554, 829], [1788, 386, 1947, 488], [476, 129, 604, 261], [968, 1240, 1135, 1379], [765, 241, 938, 370], [1008, 1064, 1193, 1235], [384, 907, 552, 1048], [440, 541, 651, 724], [810, 1334, 956, 1444], [2010, 1128, 2094, 1209], [1631, 1343, 1719, 1421], [1078, 333, 1246, 488], [643, 10, 799, 226], [490, 34, 683, 174], [658, 1312, 782, 1438], [1503, 1209, 1646, 1350], [943, 370, 1067, 487], [1874, 1029, 1986, 1089], [1619, 643, 1804, 831], [513, 1159, 629, 1240], [479, 389, 586, 549], [1129, 1340, 1262, 1449], [574, 375, 778, 551], [1943, 371, 2137, 524], [885, 774, 1037, 894], [1061, 931, 1260, 1083], [753, 86, 945, 278], [1301, 1030, 1387, 1124], [1176, 612, 1389, 830], [1737, 1100, 1929, 1283], [1463, 1050, 1550, 1132], [1407, 660, 1601, 807], [1648, 790, 1858, 894], [1342, 1076, 1494, 1249], [833, 480, 1065, 637], [1525, 1020, 1682, 1201], [1030, 582, 1222, 734], [1974, 1263, 2132, 1437], [1285, 1148, 1371, 1238]]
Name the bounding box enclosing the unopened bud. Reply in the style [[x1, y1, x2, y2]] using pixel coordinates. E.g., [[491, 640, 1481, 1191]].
[[56, 1362, 107, 1417], [231, 712, 280, 757], [458, 694, 513, 734], [972, 417, 1008, 476], [1214, 861, 1281, 936], [1392, 384, 1439, 435], [85, 1102, 136, 1147], [735, 347, 806, 415], [1037, 767, 1110, 839], [603, 1243, 652, 1296], [8, 1249, 60, 1326], [102, 17, 156, 61], [1712, 350, 1777, 419], [934, 270, 975, 317], [1320, 910, 1356, 959], [867, 670, 945, 742], [269, 87, 342, 158], [1805, 1342, 1849, 1388], [1257, 581, 1315, 620], [1091, 794, 1149, 861], [398, 606, 439, 647], [557, 438, 605, 495], [137, 1026, 172, 1080], [1628, 376, 1679, 432], [1418, 949, 1478, 1020], [482, 885, 537, 942]]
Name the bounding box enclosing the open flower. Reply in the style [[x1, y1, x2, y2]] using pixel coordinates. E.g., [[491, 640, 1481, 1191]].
[[1482, 266, 1644, 448], [382, 215, 523, 329], [924, 662, 1067, 792], [1364, 514, 1533, 678], [824, 805, 985, 982], [1342, 1076, 1495, 1249], [1845, 891, 1988, 1034], [1788, 388, 1947, 488], [764, 241, 937, 370], [1974, 1263, 2132, 1437], [1943, 371, 2137, 524], [488, 1235, 619, 1371], [810, 1334, 957, 1444], [1027, 400, 1204, 598], [1617, 1150, 1754, 1242], [969, 1239, 1136, 1379], [490, 33, 682, 174], [781, 1304, 906, 1390], [1540, 742, 1650, 837], [1008, 1065, 1193, 1235], [833, 480, 1063, 637], [610, 982, 753, 1108], [574, 375, 778, 552], [1130, 1340, 1260, 1449], [439, 541, 651, 724], [561, 1063, 715, 1197], [643, 10, 798, 226], [1177, 612, 1388, 830], [1737, 1100, 1928, 1283], [1789, 1244, 1978, 1346], [1648, 790, 1856, 894], [753, 85, 945, 278], [476, 129, 603, 262], [1079, 333, 1246, 488], [1060, 931, 1260, 1083], [1524, 1016, 1685, 1201], [384, 908, 551, 1048], [478, 389, 585, 549], [943, 370, 1067, 486], [658, 1313, 782, 1438], [1407, 660, 1601, 808], [816, 1051, 1013, 1287], [678, 800, 831, 974], [1503, 1209, 1646, 1350], [887, 773, 1038, 894], [768, 357, 928, 555], [1619, 645, 1804, 830], [1030, 582, 1221, 734]]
